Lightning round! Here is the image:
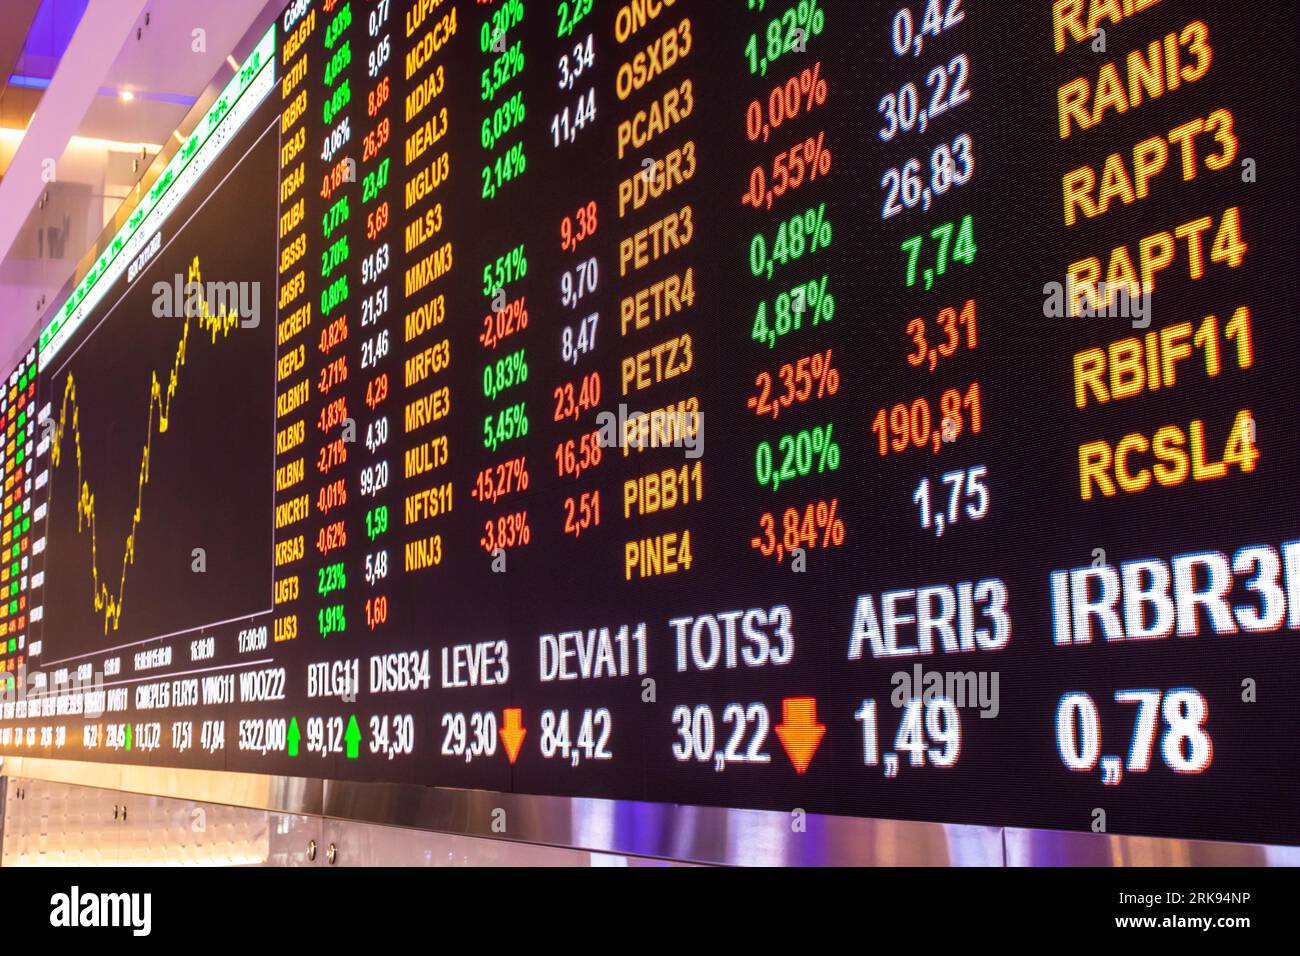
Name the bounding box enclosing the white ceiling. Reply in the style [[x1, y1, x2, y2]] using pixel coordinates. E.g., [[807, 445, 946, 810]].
[[0, 0, 277, 369]]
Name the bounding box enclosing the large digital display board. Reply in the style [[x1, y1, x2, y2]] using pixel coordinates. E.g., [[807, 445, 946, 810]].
[[1, 0, 1297, 848]]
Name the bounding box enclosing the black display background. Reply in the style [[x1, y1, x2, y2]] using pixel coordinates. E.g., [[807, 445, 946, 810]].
[[38, 119, 278, 659], [3, 0, 1297, 847]]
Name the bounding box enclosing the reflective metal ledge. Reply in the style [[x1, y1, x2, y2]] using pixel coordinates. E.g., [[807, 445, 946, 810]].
[[1004, 827, 1300, 867], [1, 756, 1295, 866], [318, 777, 1002, 866], [8, 0, 1297, 871]]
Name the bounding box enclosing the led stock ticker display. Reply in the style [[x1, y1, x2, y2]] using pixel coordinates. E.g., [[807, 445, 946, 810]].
[[0, 0, 1297, 847]]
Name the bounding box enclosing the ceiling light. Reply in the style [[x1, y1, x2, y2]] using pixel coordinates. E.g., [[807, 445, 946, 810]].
[[0, 127, 164, 153]]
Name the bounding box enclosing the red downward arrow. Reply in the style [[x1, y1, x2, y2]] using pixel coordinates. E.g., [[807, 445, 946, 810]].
[[774, 697, 825, 774]]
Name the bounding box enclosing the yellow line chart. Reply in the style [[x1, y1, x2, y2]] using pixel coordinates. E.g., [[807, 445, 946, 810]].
[[50, 256, 243, 634]]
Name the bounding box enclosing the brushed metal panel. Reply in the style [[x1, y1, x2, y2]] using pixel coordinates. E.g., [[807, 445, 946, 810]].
[[2, 777, 120, 865], [319, 818, 685, 867], [3, 758, 1000, 865], [0, 756, 322, 815], [1004, 827, 1300, 867], [4, 757, 1299, 866], [266, 812, 323, 867], [321, 780, 1002, 866], [0, 775, 290, 866]]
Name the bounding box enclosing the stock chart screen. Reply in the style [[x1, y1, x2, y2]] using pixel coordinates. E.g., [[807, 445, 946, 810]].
[[1, 0, 1297, 847]]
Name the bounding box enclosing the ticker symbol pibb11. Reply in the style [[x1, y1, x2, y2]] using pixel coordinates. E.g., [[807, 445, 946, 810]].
[[500, 708, 527, 764], [774, 697, 825, 774]]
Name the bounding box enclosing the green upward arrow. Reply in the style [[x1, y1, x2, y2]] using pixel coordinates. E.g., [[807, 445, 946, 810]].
[[125, 723, 133, 751], [345, 715, 361, 759], [288, 717, 301, 757]]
